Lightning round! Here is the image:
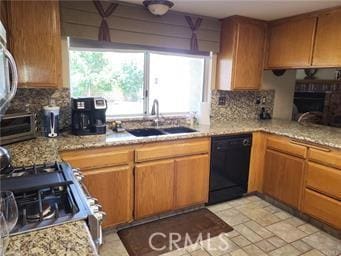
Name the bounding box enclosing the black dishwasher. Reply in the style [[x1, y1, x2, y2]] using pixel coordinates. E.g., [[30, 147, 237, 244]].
[[208, 134, 252, 205]]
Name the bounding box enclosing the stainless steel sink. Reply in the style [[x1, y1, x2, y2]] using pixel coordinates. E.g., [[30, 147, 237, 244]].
[[127, 126, 198, 137], [161, 126, 198, 134], [127, 128, 166, 137]]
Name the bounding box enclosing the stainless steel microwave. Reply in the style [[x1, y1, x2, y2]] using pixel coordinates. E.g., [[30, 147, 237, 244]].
[[0, 112, 36, 145], [0, 21, 18, 116]]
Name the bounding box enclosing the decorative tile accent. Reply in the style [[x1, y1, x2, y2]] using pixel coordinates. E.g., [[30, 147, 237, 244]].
[[210, 90, 275, 122]]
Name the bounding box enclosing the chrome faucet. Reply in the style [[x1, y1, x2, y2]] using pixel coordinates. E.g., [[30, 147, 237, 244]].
[[151, 99, 160, 127]]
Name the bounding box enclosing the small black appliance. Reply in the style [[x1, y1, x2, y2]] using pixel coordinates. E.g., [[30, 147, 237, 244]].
[[71, 97, 107, 135]]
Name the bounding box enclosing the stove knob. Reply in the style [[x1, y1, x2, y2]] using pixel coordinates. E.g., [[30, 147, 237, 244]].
[[94, 211, 106, 222], [87, 197, 98, 206], [72, 168, 81, 174], [74, 173, 84, 181], [91, 204, 102, 212]]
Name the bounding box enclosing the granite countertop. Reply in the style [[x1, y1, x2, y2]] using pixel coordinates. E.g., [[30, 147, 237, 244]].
[[7, 221, 98, 256], [5, 119, 341, 166]]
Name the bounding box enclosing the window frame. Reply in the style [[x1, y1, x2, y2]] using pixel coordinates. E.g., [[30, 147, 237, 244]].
[[68, 47, 210, 118]]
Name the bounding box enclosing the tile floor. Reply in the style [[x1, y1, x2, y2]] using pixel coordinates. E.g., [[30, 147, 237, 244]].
[[100, 196, 341, 256]]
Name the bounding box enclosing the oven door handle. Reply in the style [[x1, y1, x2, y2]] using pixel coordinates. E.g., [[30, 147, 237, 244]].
[[0, 48, 18, 113]]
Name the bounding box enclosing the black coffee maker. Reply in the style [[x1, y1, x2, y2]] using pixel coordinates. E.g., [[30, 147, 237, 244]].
[[71, 97, 107, 135]]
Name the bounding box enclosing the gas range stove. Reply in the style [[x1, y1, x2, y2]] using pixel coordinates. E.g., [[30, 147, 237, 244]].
[[0, 162, 104, 249]]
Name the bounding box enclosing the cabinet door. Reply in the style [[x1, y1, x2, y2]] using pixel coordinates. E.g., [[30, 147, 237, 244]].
[[174, 154, 209, 209], [233, 21, 266, 90], [267, 17, 316, 68], [313, 9, 341, 66], [263, 149, 305, 208], [8, 1, 61, 87], [83, 165, 133, 228], [135, 160, 174, 219]]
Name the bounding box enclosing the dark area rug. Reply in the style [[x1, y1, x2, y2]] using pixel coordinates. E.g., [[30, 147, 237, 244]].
[[118, 208, 233, 256]]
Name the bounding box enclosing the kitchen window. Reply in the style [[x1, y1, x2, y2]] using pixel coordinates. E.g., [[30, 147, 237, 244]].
[[69, 49, 208, 117]]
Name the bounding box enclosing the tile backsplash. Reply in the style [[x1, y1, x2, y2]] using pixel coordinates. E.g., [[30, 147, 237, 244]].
[[7, 88, 71, 131], [210, 90, 275, 122], [6, 88, 275, 133]]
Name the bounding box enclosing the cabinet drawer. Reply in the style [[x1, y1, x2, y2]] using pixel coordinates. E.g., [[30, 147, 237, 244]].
[[267, 136, 307, 158], [302, 189, 341, 229], [60, 147, 134, 170], [308, 148, 341, 170], [306, 162, 341, 200], [135, 138, 210, 162]]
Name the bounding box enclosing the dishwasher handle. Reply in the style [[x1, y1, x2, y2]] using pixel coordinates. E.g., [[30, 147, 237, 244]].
[[215, 138, 251, 151]]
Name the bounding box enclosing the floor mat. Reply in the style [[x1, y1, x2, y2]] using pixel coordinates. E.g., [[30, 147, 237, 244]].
[[118, 208, 233, 256]]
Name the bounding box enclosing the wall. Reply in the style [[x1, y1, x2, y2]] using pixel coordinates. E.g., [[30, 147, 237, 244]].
[[262, 70, 297, 120]]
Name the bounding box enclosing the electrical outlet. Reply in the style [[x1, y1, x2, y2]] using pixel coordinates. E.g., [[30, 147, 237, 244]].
[[262, 96, 267, 104], [218, 96, 226, 105]]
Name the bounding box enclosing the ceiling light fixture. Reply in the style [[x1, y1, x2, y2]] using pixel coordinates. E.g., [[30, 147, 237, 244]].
[[143, 0, 174, 16]]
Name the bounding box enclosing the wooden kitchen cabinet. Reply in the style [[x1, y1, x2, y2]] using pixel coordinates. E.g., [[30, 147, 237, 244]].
[[305, 162, 341, 200], [263, 149, 305, 209], [7, 0, 62, 87], [134, 160, 175, 219], [135, 138, 210, 219], [266, 16, 317, 69], [248, 132, 267, 193], [216, 16, 266, 90], [174, 154, 210, 209], [312, 8, 341, 67], [0, 1, 8, 29], [61, 146, 134, 228], [301, 189, 341, 229], [83, 165, 133, 228], [62, 138, 210, 225]]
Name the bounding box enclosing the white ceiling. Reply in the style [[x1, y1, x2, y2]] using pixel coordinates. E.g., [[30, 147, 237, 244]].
[[122, 0, 341, 20]]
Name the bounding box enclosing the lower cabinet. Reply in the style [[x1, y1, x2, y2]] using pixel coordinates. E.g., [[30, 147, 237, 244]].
[[174, 154, 210, 209], [83, 165, 133, 228], [301, 189, 341, 229], [263, 149, 305, 209], [134, 154, 210, 219], [134, 160, 175, 219]]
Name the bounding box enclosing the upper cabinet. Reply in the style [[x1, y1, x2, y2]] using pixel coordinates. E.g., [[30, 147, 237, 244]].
[[266, 7, 341, 69], [216, 17, 267, 91], [312, 8, 341, 67], [7, 1, 62, 88], [266, 17, 317, 69]]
